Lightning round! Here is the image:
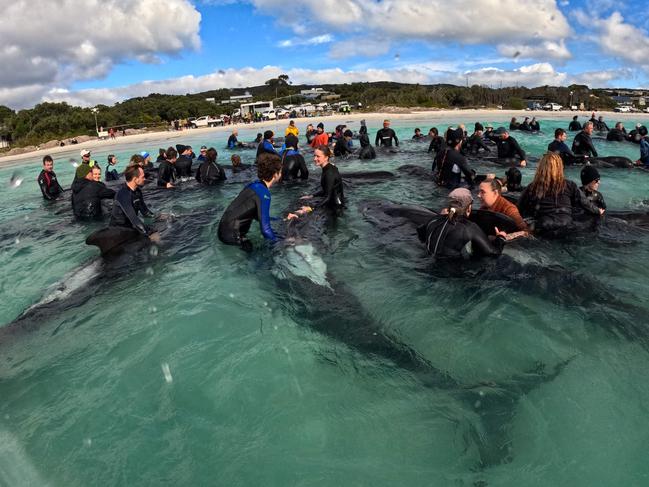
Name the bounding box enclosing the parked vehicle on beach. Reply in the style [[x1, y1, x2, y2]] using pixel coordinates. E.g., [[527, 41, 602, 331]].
[[543, 103, 563, 111], [615, 105, 632, 113], [191, 116, 222, 128]]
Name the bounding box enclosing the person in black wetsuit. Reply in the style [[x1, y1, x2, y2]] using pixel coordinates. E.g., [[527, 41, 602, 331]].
[[256, 130, 279, 162], [157, 147, 178, 188], [281, 134, 309, 180], [517, 152, 603, 237], [375, 119, 399, 147], [519, 117, 531, 131], [196, 148, 226, 185], [509, 117, 520, 131], [305, 124, 316, 145], [175, 144, 194, 177], [607, 122, 628, 142], [358, 133, 376, 160], [427, 127, 446, 154], [417, 187, 508, 260], [572, 121, 598, 158], [530, 117, 540, 132], [433, 128, 475, 189], [568, 115, 582, 131], [333, 130, 354, 158], [579, 165, 606, 211], [71, 166, 116, 220], [156, 148, 166, 163], [596, 116, 609, 132], [504, 167, 524, 192], [548, 128, 579, 165], [412, 128, 425, 140], [105, 154, 120, 181], [110, 165, 155, 237], [359, 119, 368, 135], [488, 127, 527, 166], [37, 155, 64, 200], [218, 153, 305, 251], [463, 123, 491, 156], [300, 145, 345, 216]]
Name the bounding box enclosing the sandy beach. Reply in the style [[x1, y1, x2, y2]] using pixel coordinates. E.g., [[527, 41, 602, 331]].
[[2, 108, 648, 169]]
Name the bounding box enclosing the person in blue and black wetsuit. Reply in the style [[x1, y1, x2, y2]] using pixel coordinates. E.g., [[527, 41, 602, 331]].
[[218, 152, 299, 251], [227, 129, 240, 149], [256, 130, 278, 162]]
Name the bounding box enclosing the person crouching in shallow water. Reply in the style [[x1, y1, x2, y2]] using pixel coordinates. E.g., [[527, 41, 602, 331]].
[[517, 152, 603, 238], [218, 153, 310, 252], [300, 145, 345, 216], [417, 188, 510, 260], [478, 178, 529, 235], [579, 165, 606, 211]]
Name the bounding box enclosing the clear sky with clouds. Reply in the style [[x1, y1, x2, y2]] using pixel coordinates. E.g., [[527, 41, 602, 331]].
[[1, 0, 647, 109]]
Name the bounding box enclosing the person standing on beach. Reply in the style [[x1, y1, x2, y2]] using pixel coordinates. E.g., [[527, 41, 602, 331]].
[[37, 155, 64, 200], [375, 119, 399, 147]]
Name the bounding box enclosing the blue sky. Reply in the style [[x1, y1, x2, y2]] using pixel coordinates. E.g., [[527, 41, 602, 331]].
[[1, 0, 648, 108]]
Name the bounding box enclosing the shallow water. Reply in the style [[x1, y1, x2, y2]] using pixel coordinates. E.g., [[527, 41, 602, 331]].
[[2, 118, 649, 486]]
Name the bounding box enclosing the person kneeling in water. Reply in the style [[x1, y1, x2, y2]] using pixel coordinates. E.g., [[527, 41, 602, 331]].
[[300, 145, 345, 216], [478, 178, 528, 233], [417, 188, 509, 260], [218, 153, 308, 251], [579, 165, 606, 211]]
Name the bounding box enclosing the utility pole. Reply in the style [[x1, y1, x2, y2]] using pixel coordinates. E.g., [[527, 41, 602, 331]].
[[91, 107, 98, 134]]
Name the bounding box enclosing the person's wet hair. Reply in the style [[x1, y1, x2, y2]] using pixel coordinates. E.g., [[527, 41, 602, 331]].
[[263, 130, 274, 140], [124, 164, 142, 182], [43, 155, 53, 164], [129, 154, 144, 166], [231, 154, 241, 166], [166, 147, 178, 159], [315, 145, 333, 158], [206, 148, 218, 162], [257, 153, 282, 181], [554, 128, 565, 138]]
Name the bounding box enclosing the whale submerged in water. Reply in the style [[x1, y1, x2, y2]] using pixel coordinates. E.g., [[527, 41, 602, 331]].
[[267, 205, 572, 469]]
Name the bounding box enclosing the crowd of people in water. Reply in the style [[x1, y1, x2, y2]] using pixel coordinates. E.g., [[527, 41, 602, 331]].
[[34, 112, 649, 259]]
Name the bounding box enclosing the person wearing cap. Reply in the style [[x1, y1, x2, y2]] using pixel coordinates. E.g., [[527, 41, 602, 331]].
[[157, 147, 178, 188], [139, 151, 156, 176], [463, 123, 491, 156], [196, 146, 208, 163], [635, 135, 649, 167], [310, 123, 329, 148], [285, 120, 299, 137], [256, 130, 279, 162], [627, 124, 648, 144], [175, 144, 194, 177], [433, 128, 475, 189], [579, 165, 606, 211], [37, 155, 64, 201], [478, 178, 528, 232], [412, 128, 425, 140], [517, 152, 603, 237], [548, 128, 578, 166], [227, 130, 240, 149], [280, 134, 308, 180], [572, 121, 598, 158], [71, 166, 115, 220], [375, 119, 399, 147], [568, 115, 582, 132], [74, 149, 99, 181], [489, 127, 526, 167], [416, 187, 509, 260]]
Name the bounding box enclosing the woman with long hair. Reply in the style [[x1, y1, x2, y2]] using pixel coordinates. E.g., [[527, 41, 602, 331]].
[[517, 152, 603, 237]]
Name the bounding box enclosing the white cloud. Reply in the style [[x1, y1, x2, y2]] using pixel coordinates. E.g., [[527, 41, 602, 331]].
[[0, 0, 201, 107], [251, 0, 570, 43], [498, 40, 572, 61], [40, 62, 626, 108], [277, 34, 333, 48], [582, 12, 649, 67], [328, 37, 391, 59]]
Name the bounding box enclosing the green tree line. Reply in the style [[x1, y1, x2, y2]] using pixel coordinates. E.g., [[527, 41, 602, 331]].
[[0, 81, 619, 148]]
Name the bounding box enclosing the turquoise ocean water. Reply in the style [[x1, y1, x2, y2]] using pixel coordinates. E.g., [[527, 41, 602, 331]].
[[1, 117, 649, 486]]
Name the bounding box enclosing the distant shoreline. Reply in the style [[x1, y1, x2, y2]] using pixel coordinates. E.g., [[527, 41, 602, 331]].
[[2, 108, 648, 168]]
